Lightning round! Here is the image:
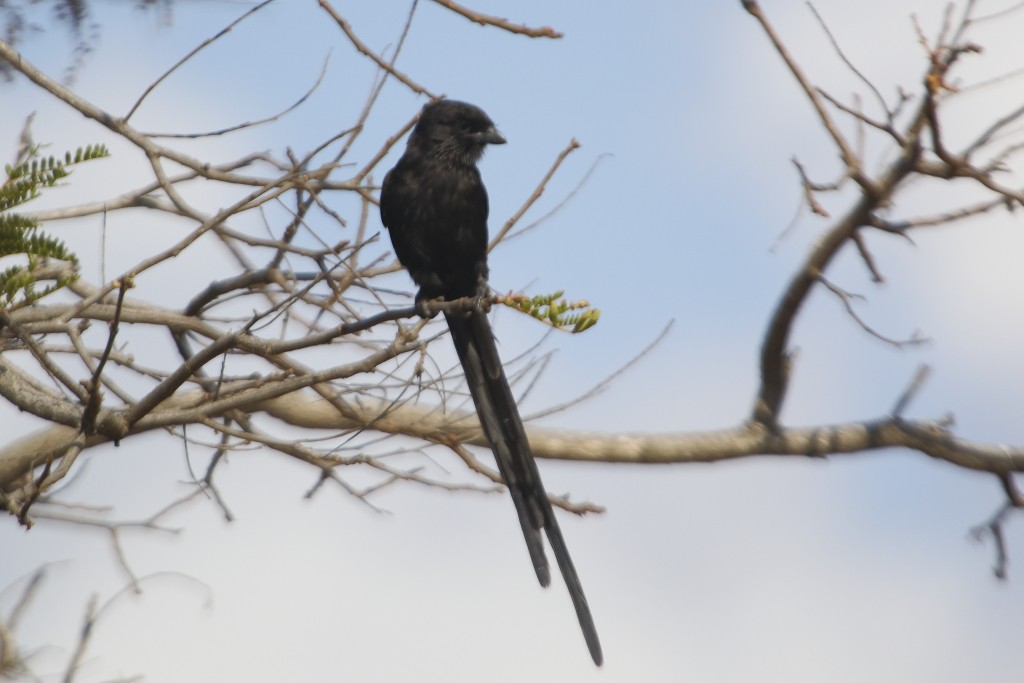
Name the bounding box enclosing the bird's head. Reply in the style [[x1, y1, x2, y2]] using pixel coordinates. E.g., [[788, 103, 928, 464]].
[[410, 99, 506, 164]]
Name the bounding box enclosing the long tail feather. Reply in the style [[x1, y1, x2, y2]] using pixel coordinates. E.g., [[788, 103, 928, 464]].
[[446, 310, 603, 666]]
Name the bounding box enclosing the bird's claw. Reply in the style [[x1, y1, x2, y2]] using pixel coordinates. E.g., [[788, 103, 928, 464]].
[[470, 294, 491, 315], [415, 296, 441, 319]]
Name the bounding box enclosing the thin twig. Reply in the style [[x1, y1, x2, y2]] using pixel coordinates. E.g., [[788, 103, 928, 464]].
[[318, 0, 432, 96], [124, 0, 278, 121], [490, 138, 581, 250], [429, 0, 563, 38], [741, 0, 865, 185], [527, 320, 674, 421], [891, 364, 930, 418], [816, 274, 926, 348], [62, 595, 97, 683], [145, 51, 331, 139], [806, 2, 891, 125], [504, 152, 610, 243]]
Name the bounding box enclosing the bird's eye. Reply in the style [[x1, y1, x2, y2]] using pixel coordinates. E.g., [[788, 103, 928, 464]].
[[454, 121, 471, 134]]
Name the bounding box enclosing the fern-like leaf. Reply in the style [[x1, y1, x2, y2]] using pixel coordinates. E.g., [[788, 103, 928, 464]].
[[0, 212, 39, 232], [500, 290, 601, 333], [0, 142, 108, 309]]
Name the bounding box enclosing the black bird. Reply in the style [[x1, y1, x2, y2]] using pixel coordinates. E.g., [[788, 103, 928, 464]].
[[380, 99, 602, 666]]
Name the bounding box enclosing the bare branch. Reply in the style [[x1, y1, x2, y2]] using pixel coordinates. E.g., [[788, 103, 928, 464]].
[[816, 274, 925, 348], [429, 0, 563, 38], [505, 152, 611, 243], [891, 364, 931, 418], [806, 2, 892, 125], [743, 0, 932, 426], [741, 1, 867, 186], [124, 0, 278, 121], [490, 138, 581, 250], [318, 0, 433, 96], [792, 157, 833, 218], [144, 51, 331, 139]]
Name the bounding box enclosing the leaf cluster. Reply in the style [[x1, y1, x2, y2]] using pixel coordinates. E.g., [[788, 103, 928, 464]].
[[0, 144, 108, 308], [501, 290, 600, 333]]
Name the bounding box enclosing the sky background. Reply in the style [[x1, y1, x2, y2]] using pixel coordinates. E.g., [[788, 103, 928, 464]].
[[2, 1, 1024, 681]]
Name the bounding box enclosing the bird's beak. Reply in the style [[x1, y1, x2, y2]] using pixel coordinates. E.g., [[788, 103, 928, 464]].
[[482, 127, 506, 145]]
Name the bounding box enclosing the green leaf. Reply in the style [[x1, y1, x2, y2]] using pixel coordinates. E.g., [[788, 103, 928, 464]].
[[0, 142, 107, 309], [501, 290, 601, 333]]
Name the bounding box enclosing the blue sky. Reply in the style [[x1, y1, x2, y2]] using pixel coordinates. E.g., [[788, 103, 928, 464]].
[[2, 1, 1024, 681]]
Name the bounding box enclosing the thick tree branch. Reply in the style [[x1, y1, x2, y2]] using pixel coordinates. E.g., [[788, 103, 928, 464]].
[[4, 385, 1023, 499]]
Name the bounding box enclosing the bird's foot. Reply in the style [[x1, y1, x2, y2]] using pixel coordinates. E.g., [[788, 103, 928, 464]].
[[469, 293, 491, 315], [471, 279, 493, 314], [414, 295, 442, 319]]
